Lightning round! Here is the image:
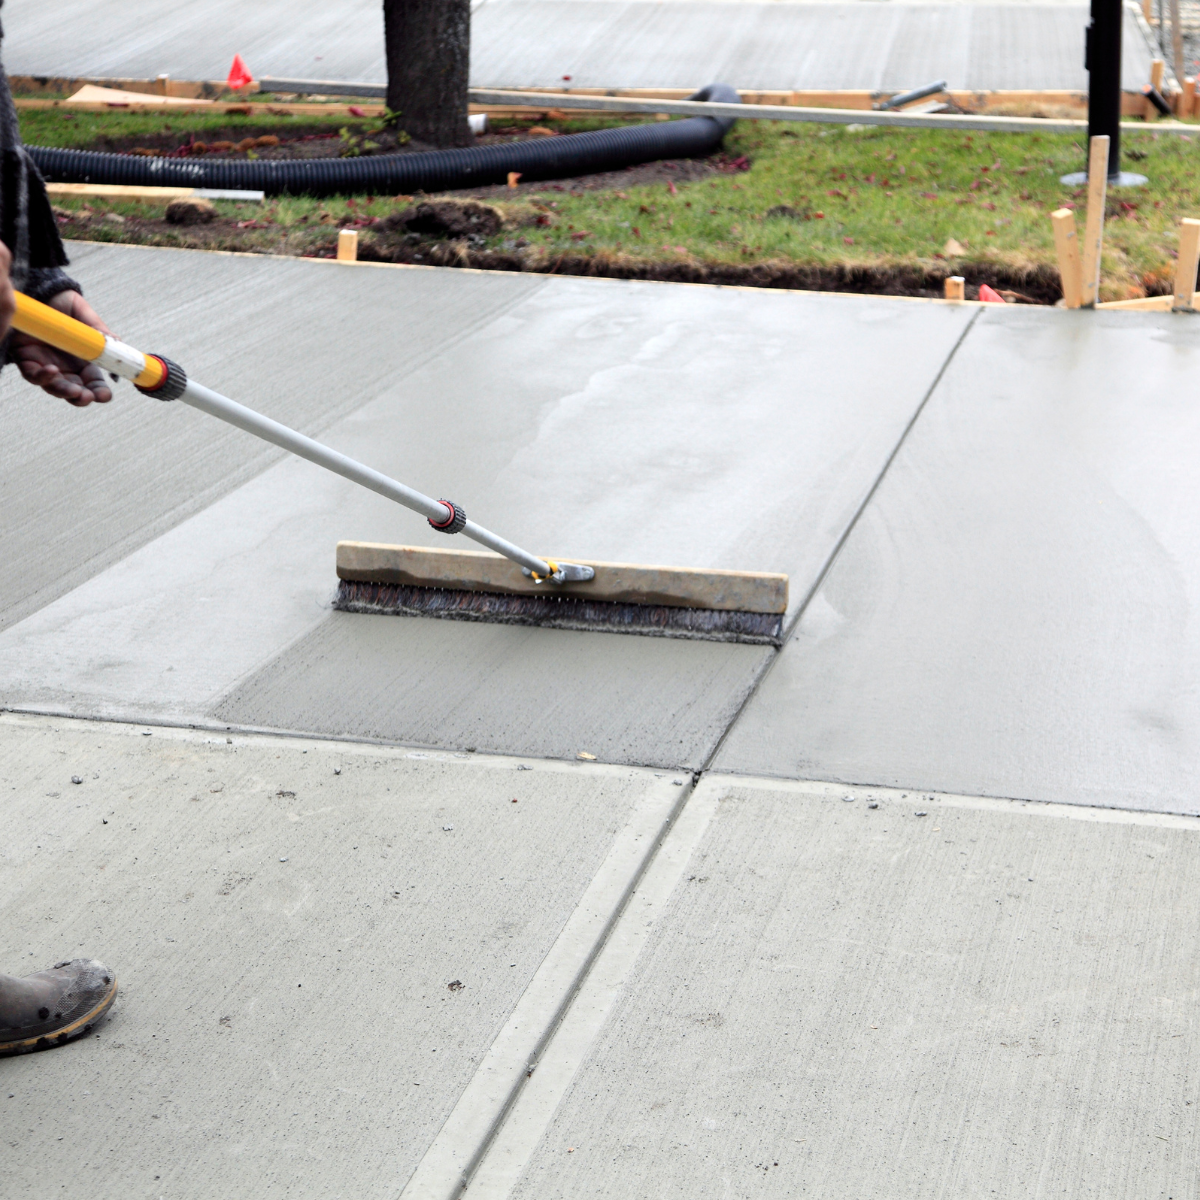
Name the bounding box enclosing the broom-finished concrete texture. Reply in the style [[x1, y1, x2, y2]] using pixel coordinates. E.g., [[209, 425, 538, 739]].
[[716, 307, 1200, 814], [0, 713, 686, 1199], [4, 0, 1151, 92], [489, 776, 1200, 1200], [0, 243, 972, 766]]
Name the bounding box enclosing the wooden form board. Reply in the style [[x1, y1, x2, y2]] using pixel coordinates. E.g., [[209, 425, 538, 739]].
[[65, 84, 214, 107], [1095, 295, 1174, 310], [336, 542, 789, 614], [47, 182, 196, 202], [10, 77, 1164, 116]]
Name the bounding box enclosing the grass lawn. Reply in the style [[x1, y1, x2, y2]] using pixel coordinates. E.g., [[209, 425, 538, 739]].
[[21, 104, 1200, 302]]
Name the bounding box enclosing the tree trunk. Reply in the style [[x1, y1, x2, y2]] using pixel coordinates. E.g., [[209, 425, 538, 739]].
[[383, 0, 471, 148]]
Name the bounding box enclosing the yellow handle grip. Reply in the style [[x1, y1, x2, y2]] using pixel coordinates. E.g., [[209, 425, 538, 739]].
[[10, 291, 167, 390], [12, 291, 107, 361]]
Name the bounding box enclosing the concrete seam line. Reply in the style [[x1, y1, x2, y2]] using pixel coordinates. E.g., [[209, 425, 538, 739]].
[[396, 776, 689, 1200], [462, 779, 724, 1198], [0, 710, 669, 781], [698, 308, 983, 774], [701, 773, 1200, 826]]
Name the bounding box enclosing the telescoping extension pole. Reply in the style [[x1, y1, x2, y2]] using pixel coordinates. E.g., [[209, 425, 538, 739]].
[[11, 292, 594, 586]]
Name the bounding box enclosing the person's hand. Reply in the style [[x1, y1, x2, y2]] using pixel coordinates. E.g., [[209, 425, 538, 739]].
[[11, 288, 114, 407]]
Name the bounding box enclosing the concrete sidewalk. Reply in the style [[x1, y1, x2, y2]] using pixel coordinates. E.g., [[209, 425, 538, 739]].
[[5, 0, 1152, 93], [3, 245, 1200, 1197]]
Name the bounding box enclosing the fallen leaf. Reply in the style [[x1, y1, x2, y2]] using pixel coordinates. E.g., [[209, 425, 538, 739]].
[[348, 105, 365, 117], [577, 751, 597, 760], [943, 237, 966, 255], [507, 171, 522, 188]]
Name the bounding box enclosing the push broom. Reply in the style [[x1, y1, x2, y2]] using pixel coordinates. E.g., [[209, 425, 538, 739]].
[[12, 291, 787, 643]]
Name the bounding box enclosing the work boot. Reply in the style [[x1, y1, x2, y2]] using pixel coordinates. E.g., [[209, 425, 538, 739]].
[[0, 960, 117, 1056]]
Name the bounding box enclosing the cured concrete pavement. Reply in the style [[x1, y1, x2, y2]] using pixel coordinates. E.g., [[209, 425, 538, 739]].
[[3, 244, 1200, 1197], [6, 0, 1153, 93]]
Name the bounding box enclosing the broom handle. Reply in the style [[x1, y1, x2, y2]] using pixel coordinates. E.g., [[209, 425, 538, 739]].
[[11, 291, 575, 581]]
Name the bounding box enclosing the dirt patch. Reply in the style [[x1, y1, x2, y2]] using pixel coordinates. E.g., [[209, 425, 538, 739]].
[[53, 204, 1067, 303], [389, 200, 503, 239], [357, 238, 1066, 304]]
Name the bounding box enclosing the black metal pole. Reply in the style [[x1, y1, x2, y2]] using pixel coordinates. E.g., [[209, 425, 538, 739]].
[[1086, 0, 1123, 178]]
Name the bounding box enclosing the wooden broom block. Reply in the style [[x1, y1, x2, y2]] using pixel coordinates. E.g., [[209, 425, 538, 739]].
[[336, 542, 789, 614], [943, 276, 965, 301], [1051, 208, 1083, 308], [1173, 218, 1200, 309], [1081, 135, 1109, 307]]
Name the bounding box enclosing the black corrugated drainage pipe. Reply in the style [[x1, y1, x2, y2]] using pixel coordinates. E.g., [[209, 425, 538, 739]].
[[29, 85, 740, 199]]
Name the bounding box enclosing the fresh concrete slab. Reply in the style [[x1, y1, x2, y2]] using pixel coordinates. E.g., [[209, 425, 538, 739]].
[[0, 244, 544, 632], [470, 1, 1150, 93], [213, 612, 770, 768], [4, 0, 1149, 92], [717, 307, 1200, 815], [0, 711, 682, 1199], [489, 774, 1200, 1200], [0, 245, 972, 767]]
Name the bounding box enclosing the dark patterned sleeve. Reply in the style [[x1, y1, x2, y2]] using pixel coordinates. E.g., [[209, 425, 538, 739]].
[[0, 58, 82, 298]]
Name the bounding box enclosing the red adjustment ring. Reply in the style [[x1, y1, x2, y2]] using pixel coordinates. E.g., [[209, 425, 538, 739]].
[[134, 355, 188, 401], [428, 500, 466, 534]]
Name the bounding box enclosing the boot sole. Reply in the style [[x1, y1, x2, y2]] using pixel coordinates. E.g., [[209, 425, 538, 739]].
[[0, 974, 118, 1056]]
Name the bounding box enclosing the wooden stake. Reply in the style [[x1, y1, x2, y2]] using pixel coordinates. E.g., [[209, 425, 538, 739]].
[[1142, 0, 1153, 20], [1169, 0, 1186, 100], [944, 276, 965, 301], [1051, 209, 1084, 308], [1080, 136, 1109, 307], [1183, 77, 1197, 118], [337, 229, 359, 262], [1173, 218, 1200, 309]]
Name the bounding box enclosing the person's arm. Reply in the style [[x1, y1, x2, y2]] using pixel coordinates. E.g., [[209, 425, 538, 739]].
[[0, 57, 113, 406]]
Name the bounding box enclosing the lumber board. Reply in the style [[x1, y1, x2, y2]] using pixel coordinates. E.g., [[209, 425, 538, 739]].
[[336, 542, 788, 614], [1094, 295, 1174, 309], [47, 182, 194, 201]]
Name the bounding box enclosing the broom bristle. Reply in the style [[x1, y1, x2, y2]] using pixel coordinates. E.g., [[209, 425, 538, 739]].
[[333, 580, 784, 645]]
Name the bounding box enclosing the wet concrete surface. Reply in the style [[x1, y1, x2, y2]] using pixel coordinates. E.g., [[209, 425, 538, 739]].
[[501, 775, 1200, 1200], [0, 247, 969, 767], [717, 307, 1200, 814], [5, 0, 1149, 92], [0, 713, 682, 1199], [5, 247, 1200, 1199], [213, 612, 769, 769], [0, 246, 543, 633]]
